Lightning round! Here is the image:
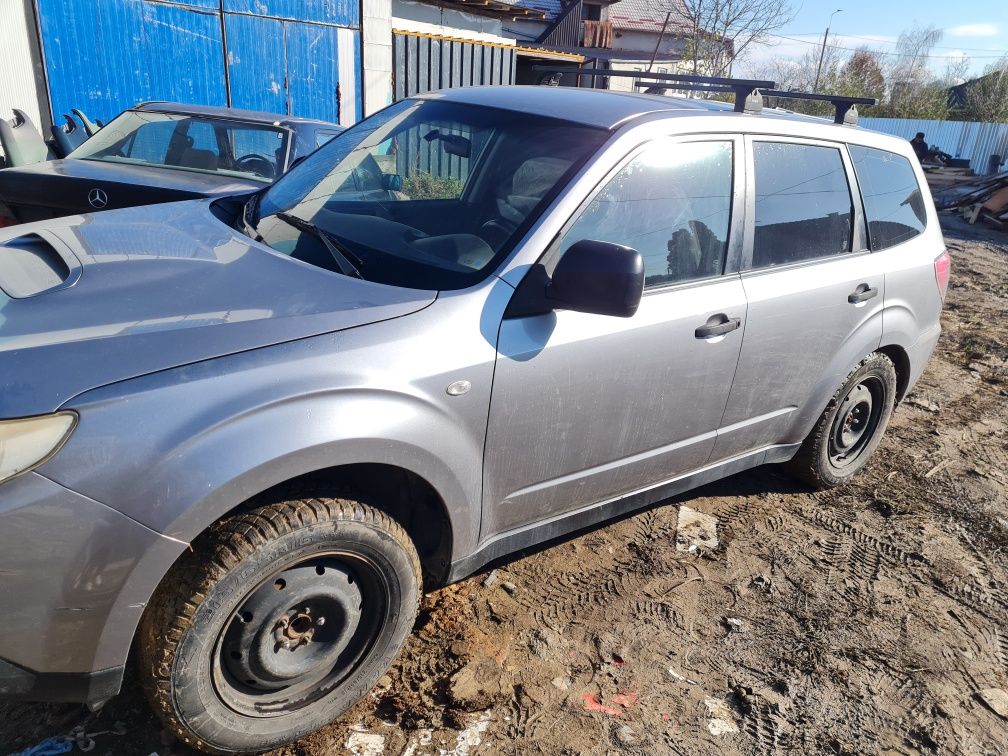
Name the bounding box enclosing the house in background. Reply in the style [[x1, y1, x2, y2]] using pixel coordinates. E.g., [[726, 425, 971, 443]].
[[506, 0, 714, 89]]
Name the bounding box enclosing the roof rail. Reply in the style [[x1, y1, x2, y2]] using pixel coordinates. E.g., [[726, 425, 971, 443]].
[[531, 66, 774, 113], [761, 90, 878, 125]]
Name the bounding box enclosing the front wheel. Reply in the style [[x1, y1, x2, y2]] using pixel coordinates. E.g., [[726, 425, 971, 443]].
[[786, 352, 897, 489], [139, 497, 421, 754]]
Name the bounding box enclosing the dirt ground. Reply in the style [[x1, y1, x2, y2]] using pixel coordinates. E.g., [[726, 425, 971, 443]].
[[4, 215, 1007, 756]]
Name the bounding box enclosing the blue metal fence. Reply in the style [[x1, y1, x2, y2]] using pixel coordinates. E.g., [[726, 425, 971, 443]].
[[35, 0, 362, 127], [861, 117, 1008, 175]]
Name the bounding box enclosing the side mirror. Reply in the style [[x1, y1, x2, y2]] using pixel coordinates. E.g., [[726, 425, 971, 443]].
[[382, 173, 403, 192], [547, 239, 644, 318]]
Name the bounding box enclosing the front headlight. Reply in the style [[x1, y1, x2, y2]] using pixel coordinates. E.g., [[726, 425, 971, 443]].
[[0, 412, 77, 485]]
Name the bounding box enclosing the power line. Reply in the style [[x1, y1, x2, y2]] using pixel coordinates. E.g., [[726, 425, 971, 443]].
[[764, 32, 1007, 59], [786, 31, 1008, 52]]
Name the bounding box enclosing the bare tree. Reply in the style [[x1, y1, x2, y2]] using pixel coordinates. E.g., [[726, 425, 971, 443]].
[[961, 56, 1008, 123], [649, 0, 795, 79], [881, 25, 950, 119]]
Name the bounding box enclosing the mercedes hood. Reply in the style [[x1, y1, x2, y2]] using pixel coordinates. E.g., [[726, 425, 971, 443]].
[[0, 201, 436, 416]]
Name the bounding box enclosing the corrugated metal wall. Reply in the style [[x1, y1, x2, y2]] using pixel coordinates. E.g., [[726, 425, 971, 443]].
[[34, 0, 362, 127], [861, 117, 1008, 175], [392, 31, 515, 101], [0, 0, 46, 131]]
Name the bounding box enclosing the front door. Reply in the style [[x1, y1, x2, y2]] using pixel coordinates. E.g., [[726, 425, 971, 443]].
[[483, 137, 747, 536], [711, 137, 886, 462]]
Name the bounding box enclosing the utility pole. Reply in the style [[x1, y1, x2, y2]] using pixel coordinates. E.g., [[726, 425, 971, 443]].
[[814, 8, 843, 92]]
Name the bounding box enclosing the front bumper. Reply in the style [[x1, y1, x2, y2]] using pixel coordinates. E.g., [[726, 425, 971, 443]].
[[0, 472, 186, 703]]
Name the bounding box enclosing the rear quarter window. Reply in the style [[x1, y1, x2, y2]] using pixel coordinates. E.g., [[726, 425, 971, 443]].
[[849, 145, 927, 250]]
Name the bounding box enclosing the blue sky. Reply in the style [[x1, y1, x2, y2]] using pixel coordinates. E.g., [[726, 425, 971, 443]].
[[738, 0, 1007, 78]]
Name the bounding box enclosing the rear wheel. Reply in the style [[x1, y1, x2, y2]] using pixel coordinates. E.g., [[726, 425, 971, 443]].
[[139, 497, 421, 754], [787, 352, 897, 488]]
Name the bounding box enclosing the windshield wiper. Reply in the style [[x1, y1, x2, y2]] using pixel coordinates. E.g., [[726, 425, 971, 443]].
[[273, 212, 364, 279], [241, 191, 263, 241]]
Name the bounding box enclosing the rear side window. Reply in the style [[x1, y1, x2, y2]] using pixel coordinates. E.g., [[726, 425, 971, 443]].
[[752, 142, 853, 268], [560, 140, 734, 288], [849, 145, 927, 250]]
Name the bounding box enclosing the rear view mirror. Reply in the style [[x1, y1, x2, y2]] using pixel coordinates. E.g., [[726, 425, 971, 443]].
[[382, 173, 403, 192], [548, 239, 644, 318], [422, 129, 471, 158]]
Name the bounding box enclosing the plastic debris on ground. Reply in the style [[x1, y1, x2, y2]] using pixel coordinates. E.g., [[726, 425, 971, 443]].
[[8, 737, 72, 756], [675, 506, 719, 552]]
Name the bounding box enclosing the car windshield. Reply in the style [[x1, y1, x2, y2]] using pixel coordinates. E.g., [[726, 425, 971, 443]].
[[251, 98, 607, 290], [69, 109, 289, 182]]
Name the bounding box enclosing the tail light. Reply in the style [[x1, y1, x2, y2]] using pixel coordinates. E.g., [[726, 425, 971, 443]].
[[934, 249, 951, 301]]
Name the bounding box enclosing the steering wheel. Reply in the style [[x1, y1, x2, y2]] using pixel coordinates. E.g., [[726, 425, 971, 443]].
[[235, 153, 276, 180]]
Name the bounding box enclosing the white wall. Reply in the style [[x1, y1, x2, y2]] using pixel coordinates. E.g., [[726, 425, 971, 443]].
[[606, 59, 694, 93], [362, 0, 394, 116], [0, 0, 46, 132], [392, 0, 509, 41]]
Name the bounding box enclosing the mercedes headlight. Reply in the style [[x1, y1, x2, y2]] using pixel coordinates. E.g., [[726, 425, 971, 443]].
[[0, 413, 77, 485]]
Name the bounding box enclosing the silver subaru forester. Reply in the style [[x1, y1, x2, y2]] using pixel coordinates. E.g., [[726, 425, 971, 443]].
[[0, 84, 947, 753]]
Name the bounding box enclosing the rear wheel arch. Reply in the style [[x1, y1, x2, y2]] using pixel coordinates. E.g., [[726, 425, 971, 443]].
[[877, 343, 911, 402]]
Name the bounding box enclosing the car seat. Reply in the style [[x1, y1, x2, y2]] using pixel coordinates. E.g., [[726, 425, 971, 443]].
[[480, 156, 571, 249], [178, 148, 219, 170], [0, 110, 55, 167], [51, 114, 87, 157], [71, 108, 103, 137]]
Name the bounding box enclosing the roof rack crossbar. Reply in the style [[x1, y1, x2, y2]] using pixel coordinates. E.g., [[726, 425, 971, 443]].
[[531, 66, 773, 113], [529, 66, 877, 124], [761, 90, 878, 125]]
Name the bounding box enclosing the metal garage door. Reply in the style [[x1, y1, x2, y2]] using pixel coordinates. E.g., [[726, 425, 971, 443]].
[[392, 31, 515, 101], [34, 0, 361, 126]]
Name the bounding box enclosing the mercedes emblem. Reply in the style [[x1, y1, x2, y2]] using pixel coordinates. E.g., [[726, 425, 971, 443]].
[[88, 188, 109, 209]]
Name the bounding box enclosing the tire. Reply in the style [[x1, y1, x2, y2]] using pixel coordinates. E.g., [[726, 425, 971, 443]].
[[139, 497, 422, 754], [786, 352, 897, 489]]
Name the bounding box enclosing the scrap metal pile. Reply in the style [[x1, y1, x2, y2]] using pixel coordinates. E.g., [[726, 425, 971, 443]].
[[933, 171, 1008, 231]]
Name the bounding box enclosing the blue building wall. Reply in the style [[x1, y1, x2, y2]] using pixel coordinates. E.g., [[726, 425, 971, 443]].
[[36, 0, 361, 127]]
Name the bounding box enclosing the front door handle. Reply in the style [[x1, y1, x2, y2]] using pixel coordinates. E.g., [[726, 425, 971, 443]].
[[848, 284, 879, 304], [695, 315, 741, 339]]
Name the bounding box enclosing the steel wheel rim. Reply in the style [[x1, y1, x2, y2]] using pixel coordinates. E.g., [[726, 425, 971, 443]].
[[828, 376, 885, 469], [210, 551, 387, 717]]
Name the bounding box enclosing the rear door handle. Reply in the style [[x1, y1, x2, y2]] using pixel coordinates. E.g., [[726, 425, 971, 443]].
[[848, 284, 879, 304], [695, 315, 741, 339]]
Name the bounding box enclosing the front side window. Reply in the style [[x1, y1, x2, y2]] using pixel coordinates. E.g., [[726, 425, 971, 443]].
[[849, 144, 927, 250], [252, 99, 606, 290], [559, 140, 734, 288], [752, 141, 853, 268], [69, 110, 287, 182]]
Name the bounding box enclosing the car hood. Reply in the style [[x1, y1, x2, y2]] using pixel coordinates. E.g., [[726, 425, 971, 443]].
[[0, 201, 437, 416]]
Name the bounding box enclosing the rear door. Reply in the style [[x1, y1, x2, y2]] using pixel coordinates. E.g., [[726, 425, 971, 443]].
[[483, 136, 748, 536], [711, 136, 886, 462]]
